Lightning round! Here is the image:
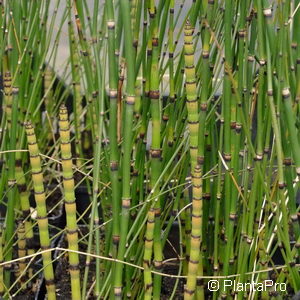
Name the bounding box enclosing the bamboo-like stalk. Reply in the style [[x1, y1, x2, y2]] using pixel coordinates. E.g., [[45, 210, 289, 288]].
[[282, 86, 300, 175], [181, 188, 191, 275], [58, 104, 81, 300], [143, 207, 155, 299], [213, 120, 224, 280], [16, 221, 26, 289], [118, 60, 125, 143], [15, 154, 35, 280], [25, 122, 56, 300], [183, 19, 204, 300], [184, 20, 198, 172], [197, 4, 214, 283], [72, 0, 96, 142], [184, 165, 203, 299], [113, 0, 136, 297], [148, 1, 163, 298], [81, 69, 106, 299], [4, 72, 19, 289], [3, 70, 12, 130], [68, 16, 83, 169], [221, 1, 234, 295], [106, 1, 121, 295], [43, 66, 54, 144], [164, 0, 175, 162]]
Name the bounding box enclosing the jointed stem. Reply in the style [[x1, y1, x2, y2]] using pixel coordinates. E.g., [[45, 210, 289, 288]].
[[25, 122, 56, 300], [59, 105, 81, 300]]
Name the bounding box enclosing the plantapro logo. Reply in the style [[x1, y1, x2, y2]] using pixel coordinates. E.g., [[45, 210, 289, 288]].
[[208, 279, 287, 292]]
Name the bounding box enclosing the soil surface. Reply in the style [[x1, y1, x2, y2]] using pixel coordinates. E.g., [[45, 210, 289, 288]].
[[161, 264, 184, 299]]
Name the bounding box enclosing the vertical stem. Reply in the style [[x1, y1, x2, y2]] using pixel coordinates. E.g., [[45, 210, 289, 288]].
[[148, 1, 163, 298], [114, 0, 136, 298], [25, 122, 56, 300], [16, 221, 26, 290], [222, 2, 233, 295], [68, 11, 83, 168], [58, 105, 81, 300], [15, 154, 34, 281], [183, 19, 203, 300], [106, 0, 121, 296], [184, 20, 198, 172], [4, 72, 18, 289], [184, 165, 203, 300]]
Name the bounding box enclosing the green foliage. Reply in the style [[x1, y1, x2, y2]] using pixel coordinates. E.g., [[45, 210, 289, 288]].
[[0, 0, 300, 299]]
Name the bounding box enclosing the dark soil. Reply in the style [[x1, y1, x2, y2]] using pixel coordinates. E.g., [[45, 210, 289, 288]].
[[161, 223, 184, 299], [161, 264, 184, 299], [74, 185, 91, 224], [11, 275, 43, 300]]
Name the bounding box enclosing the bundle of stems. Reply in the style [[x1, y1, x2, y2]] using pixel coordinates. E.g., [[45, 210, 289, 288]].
[[0, 0, 300, 299]]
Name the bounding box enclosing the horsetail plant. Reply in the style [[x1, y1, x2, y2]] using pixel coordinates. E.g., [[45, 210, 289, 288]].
[[16, 221, 26, 289], [183, 19, 204, 300], [15, 152, 35, 277], [106, 0, 121, 288], [147, 1, 163, 298], [68, 14, 83, 169], [184, 20, 199, 174], [184, 165, 203, 300], [1, 1, 300, 299], [113, 0, 136, 298], [25, 122, 56, 300], [58, 104, 81, 300]]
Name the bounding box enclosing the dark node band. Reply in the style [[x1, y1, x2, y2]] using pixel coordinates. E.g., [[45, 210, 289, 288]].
[[150, 148, 161, 158], [223, 153, 231, 161], [112, 235, 120, 245], [143, 259, 151, 267], [192, 214, 202, 219], [34, 190, 45, 195], [45, 279, 55, 286], [145, 283, 153, 290], [184, 287, 194, 295], [153, 260, 163, 269]]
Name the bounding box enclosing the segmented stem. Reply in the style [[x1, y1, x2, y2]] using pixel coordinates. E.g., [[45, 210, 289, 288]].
[[114, 0, 136, 297], [58, 105, 81, 300], [3, 71, 12, 130], [183, 20, 204, 300], [16, 222, 26, 289], [143, 208, 155, 298], [25, 122, 56, 300], [15, 154, 35, 278], [106, 3, 120, 294], [68, 17, 83, 168], [184, 165, 203, 299], [43, 66, 54, 145], [184, 20, 199, 172]]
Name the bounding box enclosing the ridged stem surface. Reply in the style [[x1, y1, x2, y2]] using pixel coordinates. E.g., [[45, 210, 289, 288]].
[[25, 122, 56, 300], [58, 105, 81, 300]]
